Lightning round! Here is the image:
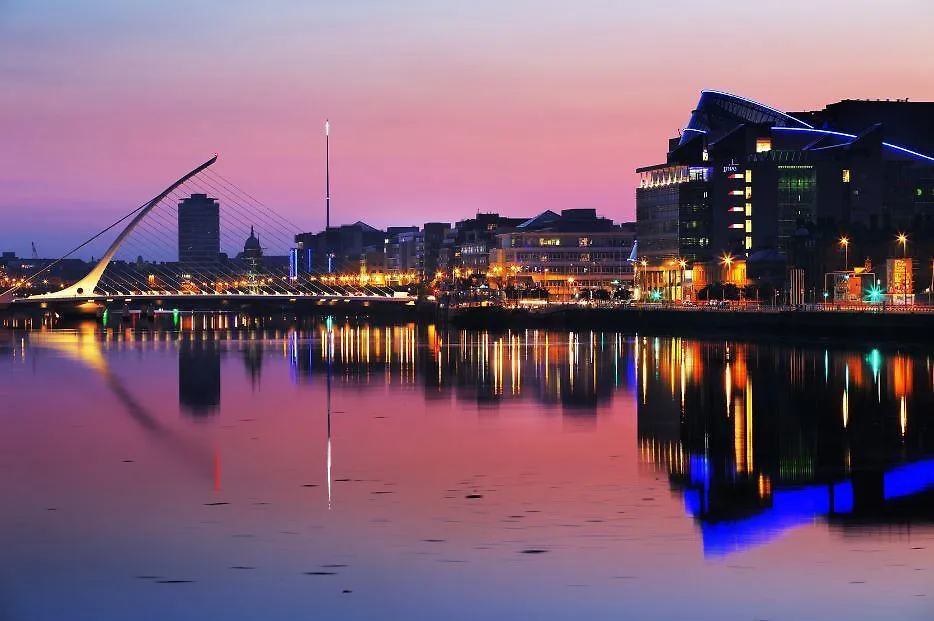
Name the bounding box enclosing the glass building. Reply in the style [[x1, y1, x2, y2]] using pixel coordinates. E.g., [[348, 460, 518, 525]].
[[636, 90, 934, 299]]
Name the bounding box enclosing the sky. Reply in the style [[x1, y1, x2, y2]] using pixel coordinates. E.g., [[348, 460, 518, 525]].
[[3, 0, 934, 257]]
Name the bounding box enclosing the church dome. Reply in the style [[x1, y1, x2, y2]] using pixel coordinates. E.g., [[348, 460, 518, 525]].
[[243, 226, 262, 258]]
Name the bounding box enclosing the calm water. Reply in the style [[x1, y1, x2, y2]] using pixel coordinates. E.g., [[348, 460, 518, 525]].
[[1, 318, 933, 620]]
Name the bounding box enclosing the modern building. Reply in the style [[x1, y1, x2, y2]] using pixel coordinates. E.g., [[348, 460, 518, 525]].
[[422, 222, 451, 278], [178, 193, 220, 272], [451, 213, 527, 273], [490, 209, 635, 296], [294, 221, 384, 275], [636, 90, 934, 300]]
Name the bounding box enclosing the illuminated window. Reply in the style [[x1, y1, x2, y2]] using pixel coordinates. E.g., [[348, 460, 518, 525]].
[[745, 236, 753, 249], [745, 202, 752, 217], [745, 170, 752, 183], [745, 186, 752, 199], [843, 169, 851, 183], [579, 237, 590, 247], [729, 206, 744, 212], [729, 190, 743, 196], [745, 219, 752, 233], [702, 149, 709, 162], [729, 173, 744, 180], [756, 138, 772, 153], [729, 223, 744, 229]]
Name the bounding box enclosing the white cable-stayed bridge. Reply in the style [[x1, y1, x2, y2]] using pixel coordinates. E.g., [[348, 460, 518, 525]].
[[1, 155, 416, 315]]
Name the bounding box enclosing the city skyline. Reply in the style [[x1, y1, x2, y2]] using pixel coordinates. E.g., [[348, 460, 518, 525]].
[[3, 0, 934, 256]]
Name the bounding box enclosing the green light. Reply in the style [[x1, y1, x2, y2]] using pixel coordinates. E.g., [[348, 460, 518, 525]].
[[867, 348, 882, 382], [650, 289, 662, 301], [102, 309, 108, 324], [865, 285, 884, 304], [172, 308, 179, 327]]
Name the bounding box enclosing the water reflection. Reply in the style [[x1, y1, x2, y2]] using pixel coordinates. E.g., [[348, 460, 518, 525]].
[[179, 337, 221, 417], [5, 318, 934, 620], [636, 338, 934, 556]]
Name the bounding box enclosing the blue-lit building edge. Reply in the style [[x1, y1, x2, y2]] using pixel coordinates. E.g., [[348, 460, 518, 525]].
[[288, 247, 314, 280], [681, 454, 934, 558], [679, 90, 934, 163]]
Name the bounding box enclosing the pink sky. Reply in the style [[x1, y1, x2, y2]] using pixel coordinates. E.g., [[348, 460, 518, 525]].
[[3, 0, 934, 255]]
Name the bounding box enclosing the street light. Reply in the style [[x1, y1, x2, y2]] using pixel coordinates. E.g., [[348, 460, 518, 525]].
[[678, 259, 687, 301], [897, 232, 908, 306], [839, 236, 849, 272], [640, 259, 647, 302], [720, 253, 734, 302]]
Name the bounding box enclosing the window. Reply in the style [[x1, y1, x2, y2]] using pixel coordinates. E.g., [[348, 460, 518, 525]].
[[843, 169, 851, 183], [745, 203, 752, 217], [745, 170, 752, 183], [729, 190, 743, 196], [578, 237, 590, 247], [756, 138, 772, 153], [702, 149, 709, 162], [745, 236, 753, 249], [745, 186, 752, 199], [729, 223, 744, 229], [745, 220, 752, 233]]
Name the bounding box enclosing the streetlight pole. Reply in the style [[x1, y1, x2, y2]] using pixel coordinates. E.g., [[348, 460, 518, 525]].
[[679, 259, 687, 302], [640, 259, 647, 303], [898, 233, 908, 306]]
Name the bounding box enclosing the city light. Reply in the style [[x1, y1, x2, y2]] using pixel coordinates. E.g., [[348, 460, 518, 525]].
[[866, 284, 884, 303]]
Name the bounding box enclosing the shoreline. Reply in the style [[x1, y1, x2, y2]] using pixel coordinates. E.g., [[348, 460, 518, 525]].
[[444, 305, 934, 346]]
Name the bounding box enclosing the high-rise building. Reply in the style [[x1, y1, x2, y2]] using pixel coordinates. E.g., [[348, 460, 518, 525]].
[[178, 193, 220, 272]]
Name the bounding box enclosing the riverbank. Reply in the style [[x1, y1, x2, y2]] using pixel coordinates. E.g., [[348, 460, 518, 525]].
[[446, 305, 934, 345]]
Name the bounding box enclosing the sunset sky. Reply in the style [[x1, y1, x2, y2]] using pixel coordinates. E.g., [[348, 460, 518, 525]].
[[3, 0, 934, 256]]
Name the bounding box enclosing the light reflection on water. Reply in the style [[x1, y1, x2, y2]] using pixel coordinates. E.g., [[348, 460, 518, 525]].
[[1, 319, 933, 620]]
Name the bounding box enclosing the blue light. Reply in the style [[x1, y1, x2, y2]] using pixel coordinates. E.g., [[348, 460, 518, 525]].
[[771, 127, 934, 162], [701, 90, 814, 128], [683, 127, 707, 134], [884, 458, 934, 500], [772, 126, 857, 140], [883, 142, 934, 162]]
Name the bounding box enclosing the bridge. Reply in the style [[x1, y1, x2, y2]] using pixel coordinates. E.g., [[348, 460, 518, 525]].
[[0, 155, 416, 314]]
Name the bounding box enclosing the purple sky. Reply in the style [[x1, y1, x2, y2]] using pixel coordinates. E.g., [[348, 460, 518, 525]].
[[3, 0, 934, 256]]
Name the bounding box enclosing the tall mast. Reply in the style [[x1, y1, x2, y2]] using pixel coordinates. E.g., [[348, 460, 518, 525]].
[[325, 119, 330, 230]]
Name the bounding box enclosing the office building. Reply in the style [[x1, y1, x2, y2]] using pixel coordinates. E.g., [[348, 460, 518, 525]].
[[490, 209, 635, 296], [178, 193, 220, 272], [636, 90, 934, 299]]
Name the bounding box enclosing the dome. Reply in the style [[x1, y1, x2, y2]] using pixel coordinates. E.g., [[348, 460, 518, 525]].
[[243, 226, 262, 258]]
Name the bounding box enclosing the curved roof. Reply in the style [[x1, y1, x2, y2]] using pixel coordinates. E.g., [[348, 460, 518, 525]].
[[678, 91, 934, 162], [680, 90, 812, 146]]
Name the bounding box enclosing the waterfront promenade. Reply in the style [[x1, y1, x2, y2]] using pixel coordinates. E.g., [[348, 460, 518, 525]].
[[447, 303, 934, 344]]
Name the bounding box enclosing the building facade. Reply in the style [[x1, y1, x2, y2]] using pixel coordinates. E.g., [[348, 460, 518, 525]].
[[178, 193, 220, 272], [635, 90, 934, 300], [490, 209, 635, 296]]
